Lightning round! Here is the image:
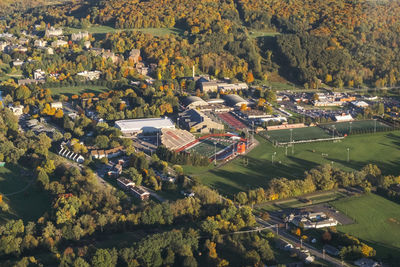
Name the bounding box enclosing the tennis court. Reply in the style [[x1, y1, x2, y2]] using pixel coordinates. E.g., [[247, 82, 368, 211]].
[[320, 120, 391, 135], [263, 126, 332, 144]]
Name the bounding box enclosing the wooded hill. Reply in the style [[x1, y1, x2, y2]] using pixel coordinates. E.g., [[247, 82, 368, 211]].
[[6, 0, 400, 88]]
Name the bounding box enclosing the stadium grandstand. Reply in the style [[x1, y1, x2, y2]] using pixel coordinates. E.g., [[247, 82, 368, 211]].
[[160, 128, 196, 151]]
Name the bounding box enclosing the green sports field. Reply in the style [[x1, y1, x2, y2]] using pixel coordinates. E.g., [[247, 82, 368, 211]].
[[48, 85, 108, 96], [264, 126, 332, 144], [186, 138, 234, 158], [320, 120, 392, 135], [332, 193, 400, 257], [184, 131, 400, 196]]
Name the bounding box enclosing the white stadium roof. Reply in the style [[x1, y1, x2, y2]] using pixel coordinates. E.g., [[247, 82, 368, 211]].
[[115, 117, 175, 132]]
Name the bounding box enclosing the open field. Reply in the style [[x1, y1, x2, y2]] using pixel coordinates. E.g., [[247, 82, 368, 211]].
[[320, 120, 392, 135], [263, 126, 332, 144], [249, 30, 280, 39], [332, 193, 400, 257], [184, 131, 400, 196], [47, 85, 108, 96], [0, 164, 51, 223], [186, 138, 234, 158], [64, 26, 184, 37]]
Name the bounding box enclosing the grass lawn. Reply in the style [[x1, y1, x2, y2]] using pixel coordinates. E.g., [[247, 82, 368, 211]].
[[47, 85, 108, 96], [320, 120, 392, 135], [264, 126, 332, 144], [64, 26, 184, 37], [185, 131, 400, 196], [249, 30, 280, 39], [332, 193, 400, 258], [0, 164, 51, 223]]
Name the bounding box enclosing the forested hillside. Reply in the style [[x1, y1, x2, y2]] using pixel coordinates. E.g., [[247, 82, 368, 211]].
[[4, 0, 400, 88]]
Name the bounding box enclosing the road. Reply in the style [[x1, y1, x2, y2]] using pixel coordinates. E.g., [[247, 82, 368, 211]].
[[256, 217, 346, 266]]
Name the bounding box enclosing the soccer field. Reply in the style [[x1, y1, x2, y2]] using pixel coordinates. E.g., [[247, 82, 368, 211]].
[[332, 193, 400, 258], [263, 126, 332, 144], [184, 131, 400, 196], [320, 120, 392, 135], [186, 138, 234, 158]]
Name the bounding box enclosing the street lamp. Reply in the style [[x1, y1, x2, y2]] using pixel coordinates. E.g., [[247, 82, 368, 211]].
[[349, 121, 352, 134], [347, 147, 350, 162], [272, 152, 276, 164], [290, 129, 294, 154], [332, 125, 336, 139], [214, 141, 217, 166]]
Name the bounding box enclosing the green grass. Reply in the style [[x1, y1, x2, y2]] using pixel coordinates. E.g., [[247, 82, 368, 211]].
[[64, 26, 184, 37], [263, 126, 332, 143], [185, 131, 400, 196], [186, 138, 233, 158], [320, 120, 392, 135], [249, 30, 280, 39], [47, 85, 108, 96], [0, 164, 51, 223], [332, 193, 400, 258]]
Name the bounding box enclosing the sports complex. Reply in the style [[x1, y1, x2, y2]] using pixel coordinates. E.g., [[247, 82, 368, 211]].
[[261, 119, 395, 146], [176, 133, 248, 161]]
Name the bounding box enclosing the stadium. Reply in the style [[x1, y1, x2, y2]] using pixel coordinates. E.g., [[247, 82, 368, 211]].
[[176, 133, 248, 162]]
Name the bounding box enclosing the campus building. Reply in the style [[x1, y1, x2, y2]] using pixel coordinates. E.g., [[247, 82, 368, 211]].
[[179, 109, 224, 133], [115, 117, 175, 136]]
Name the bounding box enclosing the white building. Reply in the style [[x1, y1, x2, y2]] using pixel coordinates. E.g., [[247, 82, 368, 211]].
[[334, 114, 353, 122], [34, 40, 47, 47], [51, 102, 63, 109], [77, 70, 101, 80], [71, 31, 89, 41], [351, 101, 369, 108], [34, 69, 46, 80], [52, 40, 68, 48], [45, 27, 63, 37], [115, 117, 175, 135], [9, 105, 24, 116], [12, 59, 24, 67]]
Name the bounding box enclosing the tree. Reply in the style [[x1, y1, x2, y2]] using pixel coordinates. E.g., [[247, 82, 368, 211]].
[[91, 249, 117, 267], [95, 135, 109, 149], [322, 231, 332, 242], [246, 72, 254, 83]]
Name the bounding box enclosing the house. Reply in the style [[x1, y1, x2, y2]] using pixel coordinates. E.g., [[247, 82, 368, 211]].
[[12, 59, 24, 67], [51, 102, 63, 109], [34, 39, 47, 47], [9, 105, 24, 116], [52, 40, 68, 48], [77, 70, 101, 80], [129, 49, 141, 63], [83, 41, 91, 49], [108, 164, 123, 178], [45, 27, 63, 37], [71, 31, 89, 41], [34, 69, 46, 80]]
